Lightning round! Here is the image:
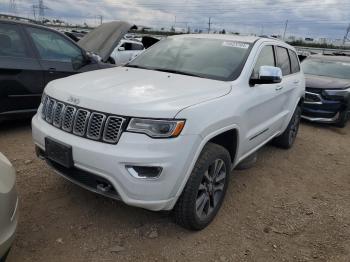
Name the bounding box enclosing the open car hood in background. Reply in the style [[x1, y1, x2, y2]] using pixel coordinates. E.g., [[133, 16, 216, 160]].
[[78, 21, 137, 62]]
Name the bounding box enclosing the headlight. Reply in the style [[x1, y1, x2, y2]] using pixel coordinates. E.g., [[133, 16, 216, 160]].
[[127, 118, 185, 138]]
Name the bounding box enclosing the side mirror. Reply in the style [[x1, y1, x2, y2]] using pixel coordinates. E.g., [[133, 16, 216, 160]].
[[118, 46, 125, 51], [250, 66, 282, 85]]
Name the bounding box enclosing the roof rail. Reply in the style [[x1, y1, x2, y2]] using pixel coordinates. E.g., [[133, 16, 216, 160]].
[[0, 13, 39, 24]]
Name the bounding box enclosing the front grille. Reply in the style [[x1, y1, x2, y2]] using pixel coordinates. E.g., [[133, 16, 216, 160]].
[[41, 96, 126, 144]]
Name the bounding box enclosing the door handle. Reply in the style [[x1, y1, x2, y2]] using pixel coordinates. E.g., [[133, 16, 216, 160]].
[[275, 85, 283, 91], [48, 68, 56, 74], [293, 80, 300, 84]]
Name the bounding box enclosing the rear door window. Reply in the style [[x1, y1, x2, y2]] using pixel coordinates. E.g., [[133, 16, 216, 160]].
[[289, 50, 300, 73], [0, 23, 28, 57], [276, 46, 291, 76]]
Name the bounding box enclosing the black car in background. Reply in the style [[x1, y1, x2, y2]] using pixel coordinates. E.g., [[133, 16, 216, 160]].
[[0, 19, 136, 120], [301, 54, 350, 127]]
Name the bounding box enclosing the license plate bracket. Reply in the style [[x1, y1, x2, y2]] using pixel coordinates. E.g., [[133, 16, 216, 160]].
[[45, 137, 73, 168]]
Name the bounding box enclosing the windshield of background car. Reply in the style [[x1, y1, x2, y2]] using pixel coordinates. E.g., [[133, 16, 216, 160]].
[[127, 37, 252, 81], [302, 58, 350, 80]]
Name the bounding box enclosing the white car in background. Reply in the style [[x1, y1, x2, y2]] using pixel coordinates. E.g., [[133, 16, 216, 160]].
[[0, 153, 17, 262], [110, 39, 145, 66], [32, 34, 305, 230]]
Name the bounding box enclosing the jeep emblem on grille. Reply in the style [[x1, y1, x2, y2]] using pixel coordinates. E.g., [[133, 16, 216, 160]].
[[67, 96, 80, 105]]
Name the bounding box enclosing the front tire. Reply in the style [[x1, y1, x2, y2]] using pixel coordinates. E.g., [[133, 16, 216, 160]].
[[334, 110, 348, 128], [173, 143, 231, 230], [273, 105, 301, 149]]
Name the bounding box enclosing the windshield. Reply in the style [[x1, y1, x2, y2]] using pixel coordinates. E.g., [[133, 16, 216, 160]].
[[302, 59, 350, 80], [127, 37, 252, 81]]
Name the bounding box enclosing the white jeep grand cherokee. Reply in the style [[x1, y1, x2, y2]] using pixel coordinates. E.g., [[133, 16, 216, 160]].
[[32, 35, 305, 230]]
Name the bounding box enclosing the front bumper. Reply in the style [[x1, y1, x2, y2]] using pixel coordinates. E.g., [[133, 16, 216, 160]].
[[32, 113, 201, 211], [302, 88, 350, 123], [0, 184, 18, 259]]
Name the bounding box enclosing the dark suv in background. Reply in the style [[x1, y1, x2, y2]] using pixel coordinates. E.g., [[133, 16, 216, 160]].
[[301, 54, 350, 127], [0, 19, 137, 120]]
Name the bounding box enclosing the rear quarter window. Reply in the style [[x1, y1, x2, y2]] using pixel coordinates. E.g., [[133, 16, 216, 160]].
[[276, 46, 291, 76], [289, 50, 300, 73]]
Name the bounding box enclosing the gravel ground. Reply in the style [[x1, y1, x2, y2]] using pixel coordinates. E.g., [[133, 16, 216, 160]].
[[1, 119, 349, 262]]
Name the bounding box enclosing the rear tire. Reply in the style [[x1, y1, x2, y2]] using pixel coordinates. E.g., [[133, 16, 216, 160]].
[[173, 143, 231, 230], [273, 106, 301, 149]]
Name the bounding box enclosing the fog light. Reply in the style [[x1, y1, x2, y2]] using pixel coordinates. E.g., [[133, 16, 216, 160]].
[[126, 165, 163, 179]]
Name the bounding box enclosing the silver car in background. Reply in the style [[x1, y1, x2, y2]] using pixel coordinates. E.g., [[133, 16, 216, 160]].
[[0, 153, 17, 262]]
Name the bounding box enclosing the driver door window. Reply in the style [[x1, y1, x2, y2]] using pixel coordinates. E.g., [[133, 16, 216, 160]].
[[252, 46, 275, 78], [27, 27, 82, 62], [26, 26, 83, 86]]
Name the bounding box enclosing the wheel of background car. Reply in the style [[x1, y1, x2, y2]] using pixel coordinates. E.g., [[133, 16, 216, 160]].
[[273, 105, 302, 149], [335, 110, 349, 128], [173, 143, 231, 230]]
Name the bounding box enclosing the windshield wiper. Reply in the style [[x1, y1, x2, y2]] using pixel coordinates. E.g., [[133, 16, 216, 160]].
[[125, 64, 149, 69], [151, 68, 204, 78], [126, 65, 205, 79]]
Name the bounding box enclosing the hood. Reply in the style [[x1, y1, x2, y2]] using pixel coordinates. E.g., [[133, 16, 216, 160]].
[[45, 67, 231, 118], [305, 74, 350, 90], [78, 21, 137, 62]]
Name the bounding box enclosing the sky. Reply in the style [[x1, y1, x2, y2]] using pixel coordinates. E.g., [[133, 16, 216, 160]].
[[0, 0, 349, 40]]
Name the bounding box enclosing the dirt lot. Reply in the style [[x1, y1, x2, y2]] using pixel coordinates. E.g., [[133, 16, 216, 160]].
[[0, 119, 349, 262]]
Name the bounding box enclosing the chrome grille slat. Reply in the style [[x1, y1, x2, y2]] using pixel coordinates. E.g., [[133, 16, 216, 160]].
[[62, 106, 77, 132], [41, 96, 49, 118], [73, 109, 90, 136], [87, 113, 106, 140], [53, 102, 65, 128], [45, 99, 56, 124], [41, 96, 125, 144], [103, 116, 125, 143]]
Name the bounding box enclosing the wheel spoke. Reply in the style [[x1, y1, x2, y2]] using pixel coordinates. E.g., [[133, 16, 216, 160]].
[[215, 171, 226, 183], [214, 183, 224, 193], [204, 171, 211, 182], [213, 160, 224, 180], [198, 183, 206, 192], [196, 193, 209, 217]]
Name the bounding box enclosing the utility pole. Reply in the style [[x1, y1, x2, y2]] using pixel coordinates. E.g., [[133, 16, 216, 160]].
[[208, 17, 212, 33], [32, 5, 36, 20], [97, 15, 103, 25], [283, 20, 288, 41], [32, 0, 49, 21], [343, 23, 350, 46], [9, 0, 17, 14]]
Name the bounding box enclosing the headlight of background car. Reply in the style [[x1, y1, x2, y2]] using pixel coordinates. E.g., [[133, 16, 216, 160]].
[[127, 118, 185, 138]]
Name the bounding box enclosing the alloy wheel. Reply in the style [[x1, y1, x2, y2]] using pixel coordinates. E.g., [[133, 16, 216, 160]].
[[195, 159, 227, 220]]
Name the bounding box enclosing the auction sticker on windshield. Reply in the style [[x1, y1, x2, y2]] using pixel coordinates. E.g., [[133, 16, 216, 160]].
[[222, 41, 250, 49]]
